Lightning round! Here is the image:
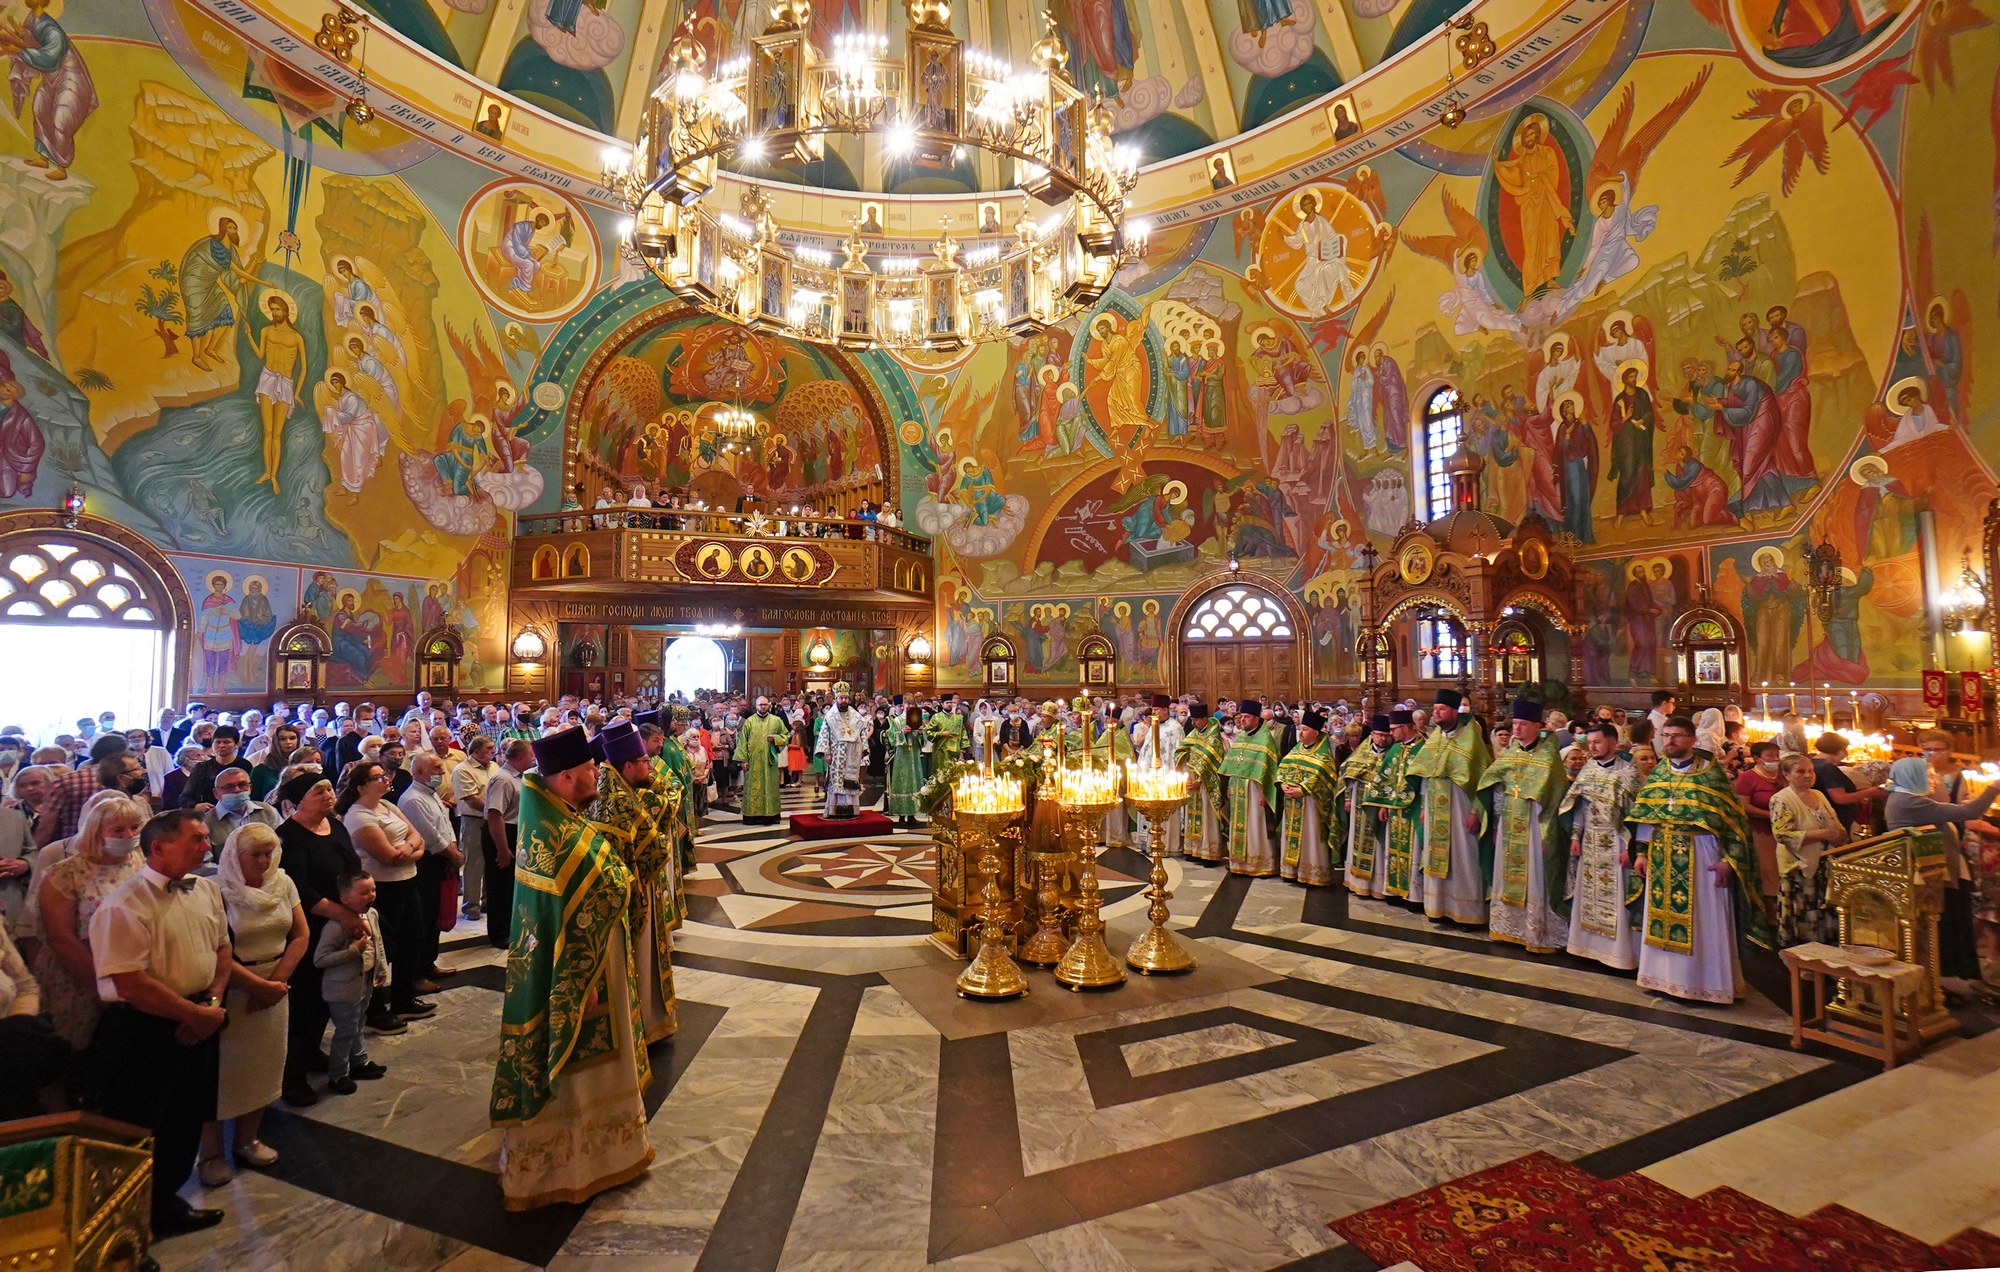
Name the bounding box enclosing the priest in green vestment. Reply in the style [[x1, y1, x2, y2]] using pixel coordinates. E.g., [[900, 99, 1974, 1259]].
[[733, 696, 789, 825], [1083, 700, 1138, 847], [1342, 714, 1393, 896], [924, 697, 970, 771], [1559, 720, 1643, 970], [1361, 708, 1422, 899], [637, 710, 696, 919], [1179, 703, 1228, 863], [490, 726, 652, 1210], [582, 721, 681, 1042], [1407, 687, 1493, 925], [886, 703, 927, 827], [1277, 708, 1340, 886], [1626, 713, 1769, 1003], [1477, 697, 1572, 953], [1220, 700, 1280, 876]]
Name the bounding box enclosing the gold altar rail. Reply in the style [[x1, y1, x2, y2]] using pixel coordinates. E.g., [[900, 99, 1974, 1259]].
[[513, 510, 933, 599]]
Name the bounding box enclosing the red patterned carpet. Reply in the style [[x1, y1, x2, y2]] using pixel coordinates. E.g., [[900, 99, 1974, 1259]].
[[1329, 1151, 2000, 1271], [788, 810, 894, 840]]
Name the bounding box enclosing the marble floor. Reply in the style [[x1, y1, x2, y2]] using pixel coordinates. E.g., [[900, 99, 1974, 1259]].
[[154, 788, 1995, 1271]]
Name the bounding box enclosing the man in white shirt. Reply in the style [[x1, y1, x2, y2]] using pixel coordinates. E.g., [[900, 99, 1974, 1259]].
[[90, 808, 232, 1237], [482, 740, 531, 949], [400, 753, 460, 990], [1646, 690, 1677, 736]]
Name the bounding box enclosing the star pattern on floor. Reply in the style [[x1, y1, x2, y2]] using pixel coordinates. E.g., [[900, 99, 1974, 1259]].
[[776, 840, 936, 892]]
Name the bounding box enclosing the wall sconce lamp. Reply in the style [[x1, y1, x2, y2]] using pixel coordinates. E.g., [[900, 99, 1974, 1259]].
[[510, 628, 548, 662], [808, 640, 833, 668], [905, 635, 933, 664], [1941, 551, 1988, 635]]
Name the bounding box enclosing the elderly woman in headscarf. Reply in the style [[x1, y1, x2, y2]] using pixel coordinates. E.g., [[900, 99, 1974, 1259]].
[[1775, 713, 1810, 762], [1887, 738, 2000, 995], [1768, 753, 1845, 947], [198, 822, 308, 1185], [1693, 707, 1726, 760]]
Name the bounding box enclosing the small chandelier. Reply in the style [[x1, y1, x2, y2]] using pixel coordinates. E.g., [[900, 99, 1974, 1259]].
[[603, 0, 1145, 353], [1940, 551, 1988, 635]]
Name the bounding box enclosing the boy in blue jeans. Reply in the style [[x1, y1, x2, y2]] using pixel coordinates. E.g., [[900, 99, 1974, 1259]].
[[312, 873, 391, 1094]]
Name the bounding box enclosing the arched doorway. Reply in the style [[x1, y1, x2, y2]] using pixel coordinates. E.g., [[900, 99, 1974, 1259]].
[[1173, 581, 1302, 706], [0, 514, 187, 740], [662, 636, 729, 698]]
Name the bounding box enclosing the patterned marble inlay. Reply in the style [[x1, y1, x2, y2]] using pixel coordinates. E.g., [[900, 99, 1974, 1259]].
[[1119, 1021, 1296, 1076]]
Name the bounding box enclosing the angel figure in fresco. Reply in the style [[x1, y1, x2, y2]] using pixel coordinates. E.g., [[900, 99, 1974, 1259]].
[[326, 258, 380, 327], [316, 371, 389, 497], [1563, 68, 1709, 310], [1403, 191, 1520, 339], [1534, 334, 1581, 415], [1924, 297, 1969, 424], [1914, 0, 1990, 90], [0, 0, 96, 181], [1724, 90, 1830, 196], [1283, 192, 1360, 315], [343, 335, 400, 411], [1248, 326, 1317, 415], [1342, 347, 1377, 451], [1494, 114, 1575, 299], [1084, 312, 1155, 483]]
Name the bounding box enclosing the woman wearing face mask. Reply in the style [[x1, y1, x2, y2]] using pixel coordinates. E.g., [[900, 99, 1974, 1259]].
[[162, 744, 205, 811], [1732, 741, 1785, 906], [23, 794, 146, 1052]]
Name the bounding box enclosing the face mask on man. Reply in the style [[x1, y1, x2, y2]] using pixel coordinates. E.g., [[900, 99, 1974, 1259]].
[[101, 834, 140, 857], [426, 773, 444, 790], [216, 791, 250, 814]]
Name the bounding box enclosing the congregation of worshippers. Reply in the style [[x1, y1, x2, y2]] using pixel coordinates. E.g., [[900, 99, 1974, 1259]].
[[3, 679, 1995, 1235]]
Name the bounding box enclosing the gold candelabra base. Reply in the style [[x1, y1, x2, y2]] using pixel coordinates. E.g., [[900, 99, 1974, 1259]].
[[956, 807, 1028, 999], [1053, 797, 1125, 991], [1018, 851, 1070, 966], [1126, 793, 1195, 974]]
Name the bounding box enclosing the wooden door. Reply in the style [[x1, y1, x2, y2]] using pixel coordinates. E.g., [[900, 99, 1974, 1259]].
[[1176, 640, 1296, 705]]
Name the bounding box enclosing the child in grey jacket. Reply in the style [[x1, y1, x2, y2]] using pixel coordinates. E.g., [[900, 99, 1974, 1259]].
[[313, 873, 392, 1093]]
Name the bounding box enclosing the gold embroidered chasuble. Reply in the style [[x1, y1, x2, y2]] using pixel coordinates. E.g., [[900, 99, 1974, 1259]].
[[1404, 718, 1493, 880], [1625, 757, 1771, 954], [1361, 740, 1421, 897], [1558, 755, 1643, 938], [1339, 743, 1389, 882]]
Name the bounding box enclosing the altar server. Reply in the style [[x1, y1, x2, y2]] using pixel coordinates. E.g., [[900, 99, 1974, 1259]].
[[1560, 720, 1642, 969], [1406, 688, 1492, 925], [1478, 697, 1571, 953]]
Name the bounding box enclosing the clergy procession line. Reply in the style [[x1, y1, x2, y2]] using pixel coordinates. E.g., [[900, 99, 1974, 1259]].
[[484, 682, 1776, 1216]]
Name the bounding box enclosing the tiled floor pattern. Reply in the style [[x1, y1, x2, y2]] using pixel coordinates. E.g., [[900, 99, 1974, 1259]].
[[151, 802, 1982, 1272]]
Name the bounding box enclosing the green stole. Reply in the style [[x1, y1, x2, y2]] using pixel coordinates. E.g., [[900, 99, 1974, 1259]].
[[1626, 757, 1770, 953], [1276, 737, 1338, 875], [1405, 719, 1493, 879], [1475, 732, 1571, 909], [885, 717, 926, 814], [1220, 724, 1280, 867], [731, 712, 788, 817], [1339, 744, 1388, 879], [490, 772, 648, 1127], [1179, 721, 1227, 846], [924, 711, 968, 767], [1361, 739, 1420, 897], [656, 737, 698, 864]]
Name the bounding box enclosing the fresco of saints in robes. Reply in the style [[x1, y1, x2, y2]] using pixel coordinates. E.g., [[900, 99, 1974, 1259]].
[[179, 216, 262, 372], [1493, 114, 1575, 299], [316, 371, 389, 497], [1, 0, 96, 181]]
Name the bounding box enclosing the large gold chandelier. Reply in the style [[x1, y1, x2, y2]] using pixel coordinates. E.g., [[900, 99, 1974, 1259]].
[[602, 0, 1147, 352]]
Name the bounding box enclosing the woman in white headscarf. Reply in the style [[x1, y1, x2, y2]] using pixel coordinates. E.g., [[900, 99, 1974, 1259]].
[[1693, 708, 1726, 760], [198, 822, 308, 1186], [1775, 712, 1810, 760]]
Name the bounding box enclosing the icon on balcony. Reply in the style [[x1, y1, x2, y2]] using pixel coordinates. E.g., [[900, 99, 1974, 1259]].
[[740, 544, 776, 581], [695, 543, 735, 578]]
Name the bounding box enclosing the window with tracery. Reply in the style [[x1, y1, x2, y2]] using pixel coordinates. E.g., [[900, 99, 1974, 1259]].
[[1419, 386, 1465, 520], [1181, 587, 1294, 640], [0, 535, 171, 627]]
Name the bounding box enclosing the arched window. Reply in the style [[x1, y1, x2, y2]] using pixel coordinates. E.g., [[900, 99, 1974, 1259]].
[[1418, 614, 1467, 680], [1181, 587, 1293, 640], [0, 528, 178, 740], [1417, 386, 1465, 520]]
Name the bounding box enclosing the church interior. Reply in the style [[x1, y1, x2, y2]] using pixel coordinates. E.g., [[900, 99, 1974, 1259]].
[[1, 0, 1999, 1264]]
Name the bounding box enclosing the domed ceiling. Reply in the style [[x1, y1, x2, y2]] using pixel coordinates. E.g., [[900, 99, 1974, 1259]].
[[350, 0, 1429, 177]]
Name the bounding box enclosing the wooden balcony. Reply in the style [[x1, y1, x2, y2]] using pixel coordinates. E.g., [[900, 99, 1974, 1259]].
[[512, 507, 935, 618]]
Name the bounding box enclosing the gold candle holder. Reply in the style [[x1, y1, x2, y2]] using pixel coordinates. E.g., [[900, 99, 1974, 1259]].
[[1019, 746, 1070, 966], [1126, 765, 1195, 975], [1053, 763, 1124, 991], [953, 775, 1028, 1000]]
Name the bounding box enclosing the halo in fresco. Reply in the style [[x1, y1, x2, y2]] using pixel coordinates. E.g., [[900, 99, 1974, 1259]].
[[1249, 183, 1393, 320], [457, 180, 600, 323]]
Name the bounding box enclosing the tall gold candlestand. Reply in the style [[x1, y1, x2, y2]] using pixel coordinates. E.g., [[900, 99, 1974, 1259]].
[[1126, 786, 1196, 974], [956, 802, 1030, 999], [1054, 766, 1125, 991]]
